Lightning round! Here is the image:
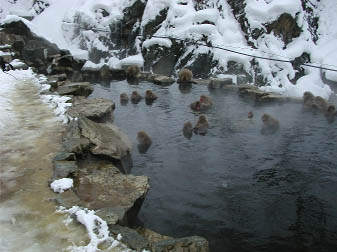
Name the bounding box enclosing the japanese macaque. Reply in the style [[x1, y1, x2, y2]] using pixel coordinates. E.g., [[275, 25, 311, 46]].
[[261, 113, 280, 135], [126, 65, 141, 84], [137, 131, 152, 154], [248, 111, 254, 119], [120, 92, 129, 105], [130, 91, 143, 104], [313, 96, 328, 112], [0, 56, 14, 72], [200, 95, 213, 107], [145, 90, 158, 104], [303, 91, 315, 110], [193, 115, 209, 135], [190, 95, 213, 112], [178, 68, 193, 84], [325, 105, 336, 123], [182, 121, 193, 139]]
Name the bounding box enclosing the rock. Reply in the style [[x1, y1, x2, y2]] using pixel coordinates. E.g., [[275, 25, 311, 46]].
[[0, 20, 60, 73], [108, 225, 150, 251], [50, 160, 77, 183], [96, 208, 119, 225], [67, 97, 115, 123], [110, 69, 127, 80], [193, 79, 211, 86], [79, 117, 131, 160], [56, 82, 94, 97], [48, 73, 68, 82], [138, 228, 172, 245], [266, 13, 301, 45], [82, 68, 126, 82], [62, 116, 133, 173], [54, 189, 81, 208], [208, 78, 233, 89], [100, 64, 112, 82], [54, 152, 77, 162], [258, 93, 289, 103], [153, 75, 175, 85], [151, 236, 209, 252], [75, 162, 149, 226]]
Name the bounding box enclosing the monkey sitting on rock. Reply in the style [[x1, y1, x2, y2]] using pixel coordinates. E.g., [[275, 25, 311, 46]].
[[137, 131, 152, 154], [302, 91, 315, 111], [261, 113, 280, 135], [126, 65, 141, 84], [193, 115, 209, 135], [177, 68, 193, 84]]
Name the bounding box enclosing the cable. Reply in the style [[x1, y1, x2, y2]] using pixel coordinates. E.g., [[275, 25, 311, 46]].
[[60, 22, 337, 73]]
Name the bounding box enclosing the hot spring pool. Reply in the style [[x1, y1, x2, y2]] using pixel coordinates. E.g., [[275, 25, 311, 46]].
[[90, 80, 337, 252]]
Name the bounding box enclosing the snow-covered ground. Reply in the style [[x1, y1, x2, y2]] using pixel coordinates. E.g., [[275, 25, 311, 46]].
[[0, 67, 142, 252]]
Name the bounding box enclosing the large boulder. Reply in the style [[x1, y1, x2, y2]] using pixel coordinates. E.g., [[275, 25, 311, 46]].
[[56, 82, 94, 97], [0, 19, 60, 73], [67, 97, 115, 123], [62, 116, 133, 173], [75, 162, 149, 226], [151, 236, 209, 252]]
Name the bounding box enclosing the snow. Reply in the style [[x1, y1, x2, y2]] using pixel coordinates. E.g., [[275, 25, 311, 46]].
[[142, 37, 172, 49], [245, 0, 302, 29], [57, 206, 149, 252], [34, 74, 73, 124], [32, 0, 88, 59], [119, 54, 145, 68], [50, 178, 73, 193], [0, 0, 34, 19]]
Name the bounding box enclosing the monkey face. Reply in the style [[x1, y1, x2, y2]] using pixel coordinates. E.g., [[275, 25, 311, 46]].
[[261, 114, 270, 123]]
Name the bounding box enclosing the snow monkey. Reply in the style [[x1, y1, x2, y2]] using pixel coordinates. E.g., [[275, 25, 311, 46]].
[[303, 91, 315, 110], [313, 96, 328, 112], [199, 95, 213, 107], [137, 131, 152, 154], [193, 115, 209, 135], [261, 113, 280, 135], [325, 105, 336, 124], [120, 92, 129, 105], [130, 91, 143, 104], [248, 111, 254, 119], [182, 121, 193, 139], [145, 90, 158, 104], [190, 95, 213, 112], [178, 68, 193, 84], [126, 65, 140, 83]]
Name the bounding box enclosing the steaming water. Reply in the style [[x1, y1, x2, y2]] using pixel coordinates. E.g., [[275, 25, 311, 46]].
[[91, 81, 337, 252], [0, 79, 89, 251]]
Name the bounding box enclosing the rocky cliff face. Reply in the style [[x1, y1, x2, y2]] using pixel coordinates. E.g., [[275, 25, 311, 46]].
[[2, 0, 331, 90], [53, 0, 323, 85]]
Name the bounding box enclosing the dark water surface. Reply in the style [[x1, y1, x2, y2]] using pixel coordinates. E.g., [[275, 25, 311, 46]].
[[90, 81, 337, 252]]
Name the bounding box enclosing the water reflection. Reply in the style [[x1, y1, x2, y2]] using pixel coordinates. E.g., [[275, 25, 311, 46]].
[[90, 80, 337, 252]]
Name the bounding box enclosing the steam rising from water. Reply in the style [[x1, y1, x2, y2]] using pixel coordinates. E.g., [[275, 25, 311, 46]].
[[91, 80, 337, 252]]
